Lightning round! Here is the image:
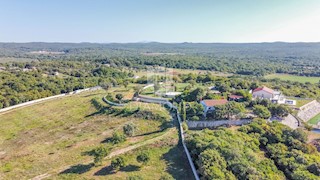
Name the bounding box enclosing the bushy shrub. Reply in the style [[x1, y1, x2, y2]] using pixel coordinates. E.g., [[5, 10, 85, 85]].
[[182, 121, 188, 132], [112, 131, 126, 144], [91, 98, 104, 110], [190, 116, 199, 121], [134, 110, 167, 121], [253, 105, 271, 119], [307, 163, 320, 176], [123, 123, 137, 137], [115, 93, 124, 103], [111, 156, 126, 170], [92, 146, 110, 166], [136, 152, 150, 166]]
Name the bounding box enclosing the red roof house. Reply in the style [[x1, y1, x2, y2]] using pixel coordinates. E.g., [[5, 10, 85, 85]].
[[200, 99, 228, 116], [253, 86, 274, 94], [201, 99, 228, 107], [252, 86, 275, 99]]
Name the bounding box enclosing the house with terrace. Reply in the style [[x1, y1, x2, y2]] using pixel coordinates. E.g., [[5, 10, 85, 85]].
[[252, 86, 296, 105]]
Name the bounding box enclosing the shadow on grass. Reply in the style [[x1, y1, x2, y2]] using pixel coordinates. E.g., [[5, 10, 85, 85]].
[[100, 137, 113, 144], [113, 108, 139, 117], [121, 164, 140, 172], [161, 144, 194, 179], [86, 106, 139, 118], [59, 163, 94, 175], [159, 112, 195, 179], [85, 107, 114, 117], [94, 164, 140, 176], [134, 129, 164, 137], [94, 165, 114, 176]]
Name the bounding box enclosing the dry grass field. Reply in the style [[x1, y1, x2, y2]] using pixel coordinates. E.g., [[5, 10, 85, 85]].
[[0, 89, 193, 179]]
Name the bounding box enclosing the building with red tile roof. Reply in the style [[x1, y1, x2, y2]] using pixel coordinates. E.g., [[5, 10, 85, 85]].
[[200, 99, 228, 116], [251, 86, 296, 105], [253, 86, 274, 94]]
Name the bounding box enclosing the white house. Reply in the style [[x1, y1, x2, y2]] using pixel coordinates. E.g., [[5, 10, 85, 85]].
[[200, 99, 228, 116], [252, 86, 296, 105], [252, 87, 274, 99]]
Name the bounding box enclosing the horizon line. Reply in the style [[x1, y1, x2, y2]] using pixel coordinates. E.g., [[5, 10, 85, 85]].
[[1, 41, 320, 44]]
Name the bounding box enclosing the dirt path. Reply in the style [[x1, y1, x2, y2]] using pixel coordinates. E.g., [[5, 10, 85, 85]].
[[31, 128, 173, 180]]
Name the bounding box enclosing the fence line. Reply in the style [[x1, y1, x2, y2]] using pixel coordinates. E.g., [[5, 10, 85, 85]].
[[102, 96, 126, 106], [175, 110, 200, 180], [187, 119, 252, 129], [135, 92, 200, 180], [0, 86, 101, 113]]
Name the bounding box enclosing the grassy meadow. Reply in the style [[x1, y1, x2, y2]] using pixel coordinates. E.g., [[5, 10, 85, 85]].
[[55, 129, 194, 180], [0, 89, 186, 179], [265, 73, 320, 84], [308, 113, 320, 125]]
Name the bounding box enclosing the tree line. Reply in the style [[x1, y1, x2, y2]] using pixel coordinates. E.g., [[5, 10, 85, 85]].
[[186, 120, 320, 179]]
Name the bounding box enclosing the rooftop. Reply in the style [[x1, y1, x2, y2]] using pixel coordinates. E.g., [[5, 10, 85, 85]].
[[228, 94, 244, 99], [202, 99, 228, 107], [253, 86, 274, 94]]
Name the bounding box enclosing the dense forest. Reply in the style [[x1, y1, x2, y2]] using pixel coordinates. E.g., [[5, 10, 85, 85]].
[[0, 42, 320, 76], [186, 120, 320, 180], [0, 42, 320, 108], [1, 59, 319, 109]]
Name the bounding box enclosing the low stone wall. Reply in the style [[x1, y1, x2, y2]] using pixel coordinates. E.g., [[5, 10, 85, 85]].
[[102, 96, 126, 106], [187, 119, 252, 129], [137, 84, 199, 180], [175, 107, 200, 180], [0, 94, 66, 113], [135, 95, 170, 104], [0, 86, 102, 113]]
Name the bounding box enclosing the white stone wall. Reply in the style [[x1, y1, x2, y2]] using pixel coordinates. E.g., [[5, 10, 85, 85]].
[[187, 119, 252, 129], [0, 86, 102, 113]]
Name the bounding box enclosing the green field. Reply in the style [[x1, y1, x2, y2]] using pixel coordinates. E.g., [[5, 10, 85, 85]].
[[56, 129, 194, 179], [265, 74, 320, 84], [308, 113, 320, 125], [0, 90, 190, 179]]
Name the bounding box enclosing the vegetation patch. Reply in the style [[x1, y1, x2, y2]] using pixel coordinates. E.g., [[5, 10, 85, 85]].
[[265, 74, 320, 84], [187, 119, 320, 179], [56, 130, 194, 179], [0, 91, 170, 179], [308, 113, 320, 125]]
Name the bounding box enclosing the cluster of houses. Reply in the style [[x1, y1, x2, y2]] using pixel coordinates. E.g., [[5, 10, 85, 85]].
[[201, 86, 296, 116]]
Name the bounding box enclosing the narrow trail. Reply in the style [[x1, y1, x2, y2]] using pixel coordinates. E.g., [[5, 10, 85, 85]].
[[31, 128, 173, 180]]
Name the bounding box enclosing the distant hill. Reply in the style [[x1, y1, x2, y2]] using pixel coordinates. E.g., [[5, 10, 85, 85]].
[[0, 42, 319, 77], [1, 42, 320, 57]]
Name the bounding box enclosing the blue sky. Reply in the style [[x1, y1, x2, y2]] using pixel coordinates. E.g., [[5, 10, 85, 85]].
[[0, 0, 320, 43]]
